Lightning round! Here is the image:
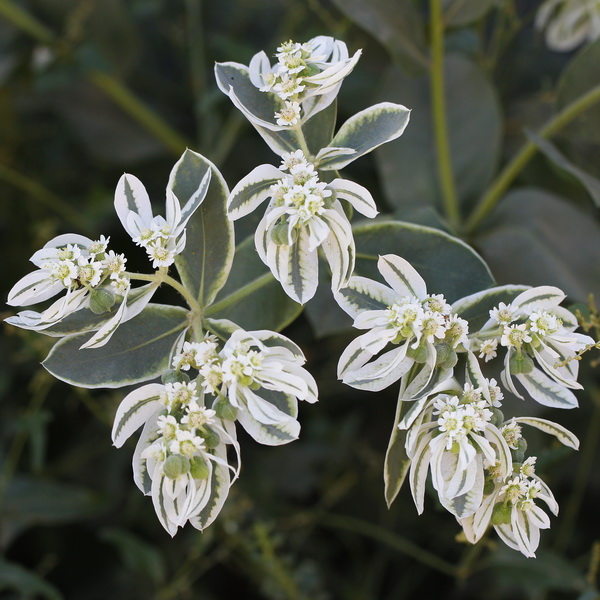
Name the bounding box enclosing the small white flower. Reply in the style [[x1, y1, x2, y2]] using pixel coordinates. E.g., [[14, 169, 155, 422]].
[[489, 302, 515, 325], [103, 250, 127, 278], [501, 421, 522, 450], [528, 311, 559, 336], [88, 235, 110, 256], [274, 101, 301, 126], [501, 324, 532, 349], [478, 338, 498, 362]]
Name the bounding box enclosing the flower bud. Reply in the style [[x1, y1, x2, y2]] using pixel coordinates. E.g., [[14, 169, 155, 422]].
[[435, 342, 457, 369], [190, 455, 210, 480], [163, 454, 190, 479], [491, 502, 512, 526], [213, 399, 238, 421], [161, 369, 190, 385], [509, 352, 534, 374], [201, 426, 220, 449], [89, 288, 116, 314]]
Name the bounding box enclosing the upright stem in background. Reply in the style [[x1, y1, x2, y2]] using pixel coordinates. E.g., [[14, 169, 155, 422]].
[[430, 0, 460, 229], [465, 83, 600, 234]]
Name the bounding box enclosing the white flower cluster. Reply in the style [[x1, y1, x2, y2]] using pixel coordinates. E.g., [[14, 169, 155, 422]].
[[249, 36, 361, 127], [112, 325, 319, 534], [7, 234, 129, 335], [338, 255, 469, 396], [472, 287, 594, 409], [228, 150, 378, 304], [536, 0, 600, 51], [401, 355, 575, 557], [112, 379, 238, 536]]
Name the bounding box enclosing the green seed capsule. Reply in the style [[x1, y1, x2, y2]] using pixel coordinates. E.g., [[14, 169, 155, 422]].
[[214, 399, 238, 421], [161, 369, 190, 385], [491, 502, 512, 526], [509, 352, 534, 374], [163, 454, 191, 479], [491, 408, 505, 427], [483, 477, 496, 495], [89, 288, 116, 314], [407, 344, 428, 363], [435, 342, 458, 369], [202, 426, 220, 449], [271, 221, 292, 246], [190, 456, 210, 480]]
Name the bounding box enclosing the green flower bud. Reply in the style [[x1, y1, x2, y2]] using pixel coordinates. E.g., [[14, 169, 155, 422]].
[[190, 455, 210, 480], [483, 477, 496, 495], [213, 399, 238, 421], [89, 288, 116, 314], [163, 454, 190, 479], [161, 369, 190, 385], [407, 344, 428, 363], [491, 502, 512, 526], [201, 426, 220, 449], [513, 438, 528, 464], [509, 351, 534, 374]]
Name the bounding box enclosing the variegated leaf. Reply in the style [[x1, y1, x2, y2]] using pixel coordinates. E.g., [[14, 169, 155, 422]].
[[377, 254, 427, 300], [514, 417, 580, 450], [334, 276, 399, 319], [328, 178, 378, 218], [227, 164, 283, 220], [516, 369, 578, 409]]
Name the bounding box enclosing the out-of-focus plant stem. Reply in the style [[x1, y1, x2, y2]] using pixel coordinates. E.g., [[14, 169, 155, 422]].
[[465, 83, 600, 234], [0, 0, 190, 156], [430, 0, 460, 230]]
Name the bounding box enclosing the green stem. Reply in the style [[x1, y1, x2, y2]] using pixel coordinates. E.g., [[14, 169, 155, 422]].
[[465, 83, 600, 233], [430, 0, 460, 229], [125, 270, 201, 314], [321, 514, 457, 577], [293, 124, 312, 159], [86, 69, 190, 156], [0, 0, 54, 43], [205, 272, 273, 316]]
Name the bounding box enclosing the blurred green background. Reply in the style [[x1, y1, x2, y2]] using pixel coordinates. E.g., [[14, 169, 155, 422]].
[[1, 0, 600, 598]]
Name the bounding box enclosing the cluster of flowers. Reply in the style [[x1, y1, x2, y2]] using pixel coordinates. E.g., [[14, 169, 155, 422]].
[[248, 36, 361, 126], [536, 0, 600, 51], [112, 327, 318, 535], [7, 234, 129, 338], [228, 149, 377, 303], [336, 255, 585, 557], [471, 286, 593, 409]]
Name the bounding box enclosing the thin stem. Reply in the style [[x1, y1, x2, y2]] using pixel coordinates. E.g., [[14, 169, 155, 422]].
[[293, 124, 312, 159], [465, 83, 600, 234], [0, 0, 55, 43], [125, 270, 201, 314], [86, 69, 190, 156], [430, 0, 460, 229], [321, 513, 457, 577]]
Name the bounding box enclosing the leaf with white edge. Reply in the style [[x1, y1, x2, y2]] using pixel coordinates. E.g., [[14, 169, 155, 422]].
[[384, 398, 410, 508], [43, 304, 188, 388], [465, 351, 491, 403], [409, 434, 433, 514], [528, 131, 600, 208], [280, 229, 319, 304], [440, 456, 484, 519], [206, 235, 302, 331], [516, 369, 579, 409], [378, 254, 427, 300], [190, 443, 231, 531], [203, 318, 241, 342], [7, 270, 62, 307], [112, 383, 165, 448], [511, 286, 565, 316], [354, 221, 494, 303], [321, 102, 411, 171], [452, 285, 528, 332], [172, 152, 234, 307], [315, 147, 355, 169], [335, 275, 399, 319], [328, 179, 378, 218], [80, 293, 130, 349], [227, 164, 282, 220], [513, 417, 580, 450], [132, 418, 160, 495], [483, 425, 512, 479], [114, 174, 152, 239]]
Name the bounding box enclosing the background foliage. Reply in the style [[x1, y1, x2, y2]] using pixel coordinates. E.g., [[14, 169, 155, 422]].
[[1, 0, 599, 598]]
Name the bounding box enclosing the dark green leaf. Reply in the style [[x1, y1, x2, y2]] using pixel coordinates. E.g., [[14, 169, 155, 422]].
[[475, 188, 600, 302], [172, 151, 234, 307], [303, 100, 337, 157], [376, 55, 502, 211], [330, 0, 429, 75], [353, 220, 495, 302], [0, 559, 62, 600], [43, 304, 188, 388], [206, 234, 302, 331]]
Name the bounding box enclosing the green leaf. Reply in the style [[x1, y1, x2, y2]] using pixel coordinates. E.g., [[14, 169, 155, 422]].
[[528, 131, 600, 207], [319, 103, 411, 170], [206, 235, 302, 331], [172, 151, 234, 307], [353, 220, 494, 303], [376, 55, 502, 211], [452, 285, 528, 332], [557, 38, 600, 174], [329, 0, 429, 75], [0, 559, 62, 600], [303, 99, 338, 156], [442, 0, 498, 27], [475, 188, 600, 302], [43, 304, 188, 388], [384, 398, 411, 508]]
